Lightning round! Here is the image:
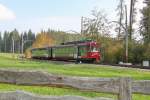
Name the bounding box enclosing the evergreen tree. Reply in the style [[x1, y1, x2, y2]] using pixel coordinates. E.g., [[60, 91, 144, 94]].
[[10, 29, 20, 53], [27, 29, 35, 48], [21, 30, 35, 53], [3, 31, 10, 52], [23, 31, 28, 52]]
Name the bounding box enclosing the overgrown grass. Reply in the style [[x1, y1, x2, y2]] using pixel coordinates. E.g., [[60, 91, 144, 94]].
[[0, 53, 150, 80], [0, 53, 150, 100]]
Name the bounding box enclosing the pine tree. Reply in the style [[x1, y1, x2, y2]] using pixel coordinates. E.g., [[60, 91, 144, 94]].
[[3, 31, 10, 52], [23, 31, 28, 52], [26, 29, 35, 48]]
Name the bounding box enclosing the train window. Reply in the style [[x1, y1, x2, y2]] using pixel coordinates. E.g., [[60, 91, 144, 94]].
[[91, 46, 98, 52]]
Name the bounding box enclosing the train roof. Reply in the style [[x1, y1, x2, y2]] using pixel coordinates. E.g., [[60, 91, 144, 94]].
[[31, 40, 98, 50], [31, 47, 49, 50], [61, 40, 93, 45]]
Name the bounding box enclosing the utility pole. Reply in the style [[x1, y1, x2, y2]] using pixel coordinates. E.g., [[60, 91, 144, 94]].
[[21, 34, 24, 54], [12, 37, 15, 54], [125, 5, 128, 63], [111, 5, 129, 63], [21, 40, 33, 55], [81, 17, 83, 34], [4, 39, 6, 52]]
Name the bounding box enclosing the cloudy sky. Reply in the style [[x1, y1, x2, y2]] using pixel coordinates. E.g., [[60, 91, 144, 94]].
[[0, 0, 145, 34]]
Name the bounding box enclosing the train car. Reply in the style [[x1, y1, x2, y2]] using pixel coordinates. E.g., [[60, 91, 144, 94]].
[[31, 40, 101, 63], [31, 47, 51, 59], [77, 40, 100, 62], [52, 44, 78, 60]]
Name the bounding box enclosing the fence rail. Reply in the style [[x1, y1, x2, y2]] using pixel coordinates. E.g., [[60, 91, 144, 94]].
[[0, 91, 114, 100], [0, 70, 150, 100]]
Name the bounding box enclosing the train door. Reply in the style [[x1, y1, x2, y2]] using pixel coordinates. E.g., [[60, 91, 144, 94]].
[[78, 46, 88, 58]]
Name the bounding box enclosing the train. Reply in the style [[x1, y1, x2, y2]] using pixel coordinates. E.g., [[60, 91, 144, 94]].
[[31, 40, 101, 63]]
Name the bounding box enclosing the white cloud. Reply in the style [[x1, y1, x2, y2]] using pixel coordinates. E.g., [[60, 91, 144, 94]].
[[0, 4, 16, 21]]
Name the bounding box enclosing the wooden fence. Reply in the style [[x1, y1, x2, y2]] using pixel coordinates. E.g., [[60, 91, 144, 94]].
[[0, 91, 113, 100], [0, 70, 149, 100]]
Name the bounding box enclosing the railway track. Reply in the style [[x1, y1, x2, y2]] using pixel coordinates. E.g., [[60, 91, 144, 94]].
[[99, 63, 150, 70], [30, 59, 74, 64], [30, 58, 150, 70]]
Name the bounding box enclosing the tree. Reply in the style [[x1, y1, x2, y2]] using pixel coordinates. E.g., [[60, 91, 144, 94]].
[[116, 0, 125, 39], [141, 0, 150, 44], [0, 29, 39, 54], [27, 29, 35, 46], [10, 29, 20, 53], [22, 31, 28, 52], [32, 32, 55, 48], [20, 30, 35, 53], [47, 29, 81, 44], [82, 9, 110, 40], [3, 31, 10, 52], [129, 0, 137, 40]]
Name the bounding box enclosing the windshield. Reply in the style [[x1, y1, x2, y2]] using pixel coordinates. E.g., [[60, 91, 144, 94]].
[[91, 46, 98, 52]]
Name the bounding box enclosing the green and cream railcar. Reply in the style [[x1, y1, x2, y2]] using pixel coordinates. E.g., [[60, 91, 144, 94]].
[[31, 48, 51, 59], [52, 45, 78, 59]]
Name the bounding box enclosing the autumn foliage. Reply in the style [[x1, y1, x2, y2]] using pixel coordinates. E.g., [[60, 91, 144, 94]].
[[32, 32, 55, 48], [25, 32, 55, 58]]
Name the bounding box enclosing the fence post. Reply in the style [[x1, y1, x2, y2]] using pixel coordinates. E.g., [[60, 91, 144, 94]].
[[118, 77, 132, 100]]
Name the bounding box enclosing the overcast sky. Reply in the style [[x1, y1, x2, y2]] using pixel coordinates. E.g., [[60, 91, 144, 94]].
[[0, 0, 145, 34]]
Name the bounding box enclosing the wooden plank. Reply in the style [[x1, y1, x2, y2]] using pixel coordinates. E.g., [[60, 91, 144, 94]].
[[49, 76, 120, 94], [0, 91, 114, 100], [0, 70, 120, 94], [132, 80, 150, 95], [118, 77, 132, 100], [2, 69, 150, 97]]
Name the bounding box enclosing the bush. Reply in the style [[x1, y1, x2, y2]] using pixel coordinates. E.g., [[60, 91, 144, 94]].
[[25, 48, 32, 58], [99, 38, 124, 64], [127, 41, 149, 64], [143, 43, 150, 61]]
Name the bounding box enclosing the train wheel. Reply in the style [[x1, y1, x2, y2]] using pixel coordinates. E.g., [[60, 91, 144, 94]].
[[92, 59, 98, 64], [75, 60, 79, 64], [79, 61, 82, 64], [75, 59, 82, 64]]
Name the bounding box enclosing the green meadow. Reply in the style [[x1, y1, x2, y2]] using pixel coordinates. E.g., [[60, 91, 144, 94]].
[[0, 53, 150, 100]]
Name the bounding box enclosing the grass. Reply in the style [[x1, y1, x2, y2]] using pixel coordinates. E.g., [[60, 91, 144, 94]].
[[0, 53, 150, 80], [0, 83, 116, 99], [0, 53, 150, 100], [0, 83, 149, 100]]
